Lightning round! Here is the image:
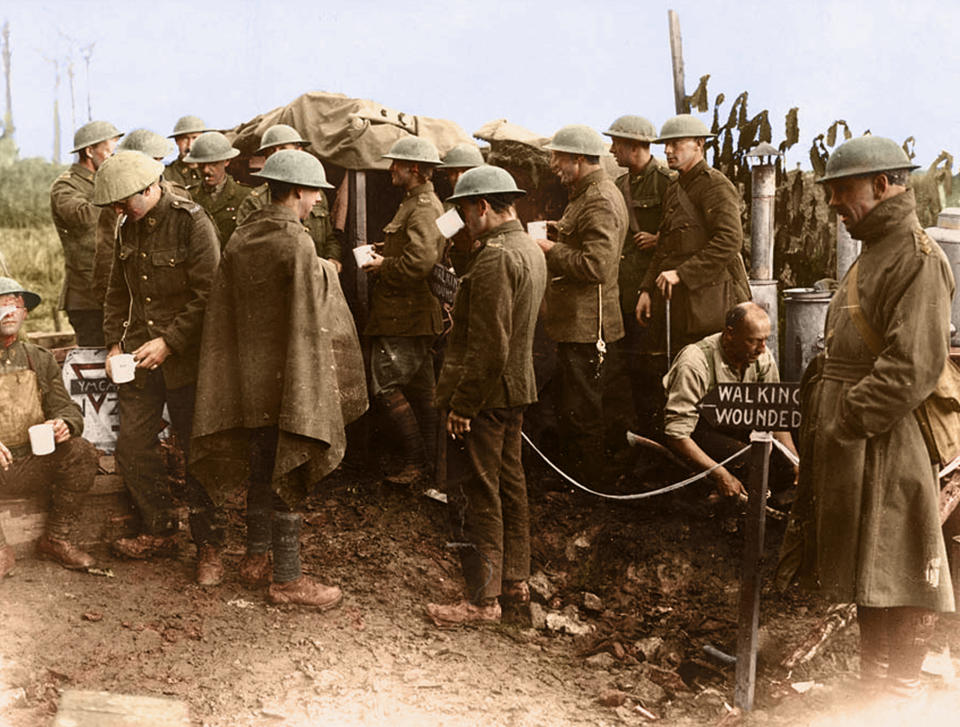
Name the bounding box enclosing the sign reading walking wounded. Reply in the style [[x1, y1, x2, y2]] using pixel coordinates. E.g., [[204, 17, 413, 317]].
[[697, 382, 801, 431]]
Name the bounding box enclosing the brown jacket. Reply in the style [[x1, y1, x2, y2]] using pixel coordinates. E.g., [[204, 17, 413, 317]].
[[164, 158, 202, 192], [191, 204, 367, 507], [777, 190, 955, 611], [50, 163, 100, 311], [544, 168, 627, 343], [435, 220, 547, 418], [364, 181, 444, 337], [191, 174, 252, 247], [102, 189, 219, 389], [237, 183, 342, 262]]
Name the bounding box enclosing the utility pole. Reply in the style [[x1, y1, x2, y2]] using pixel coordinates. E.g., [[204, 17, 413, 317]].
[[67, 58, 77, 137], [81, 42, 94, 121], [1, 21, 13, 140], [45, 56, 61, 163], [667, 10, 687, 114]]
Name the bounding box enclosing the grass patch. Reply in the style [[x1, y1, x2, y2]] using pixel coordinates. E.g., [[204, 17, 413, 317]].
[[0, 157, 66, 228], [0, 225, 68, 333]]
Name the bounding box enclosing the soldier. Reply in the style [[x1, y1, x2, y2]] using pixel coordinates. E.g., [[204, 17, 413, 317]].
[[236, 124, 342, 271], [96, 151, 225, 585], [165, 115, 206, 191], [635, 114, 750, 353], [437, 143, 484, 190], [777, 136, 955, 695], [603, 115, 676, 434], [533, 125, 627, 483], [191, 150, 367, 607], [50, 120, 123, 346], [361, 137, 445, 484], [425, 166, 547, 627], [183, 131, 251, 246], [0, 277, 98, 575]]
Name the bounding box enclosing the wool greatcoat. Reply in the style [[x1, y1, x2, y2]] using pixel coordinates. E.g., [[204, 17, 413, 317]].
[[190, 204, 367, 508], [640, 159, 750, 350], [237, 184, 342, 263], [776, 190, 955, 612], [164, 158, 202, 192], [191, 174, 252, 248], [50, 163, 100, 312]]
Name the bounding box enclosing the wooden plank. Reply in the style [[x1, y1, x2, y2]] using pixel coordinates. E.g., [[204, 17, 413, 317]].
[[734, 436, 772, 710], [53, 689, 190, 727], [349, 169, 369, 327], [667, 10, 687, 114]]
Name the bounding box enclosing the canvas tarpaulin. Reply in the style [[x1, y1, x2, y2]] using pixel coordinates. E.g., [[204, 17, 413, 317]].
[[226, 91, 473, 171]]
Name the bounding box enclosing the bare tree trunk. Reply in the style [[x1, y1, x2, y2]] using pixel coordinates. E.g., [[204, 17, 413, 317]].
[[667, 10, 687, 114], [67, 59, 76, 137], [1, 21, 12, 139], [81, 43, 94, 121], [52, 59, 61, 163]]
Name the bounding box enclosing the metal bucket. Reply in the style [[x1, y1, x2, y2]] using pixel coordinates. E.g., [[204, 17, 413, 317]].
[[782, 288, 832, 382], [749, 279, 779, 367], [926, 208, 960, 346]]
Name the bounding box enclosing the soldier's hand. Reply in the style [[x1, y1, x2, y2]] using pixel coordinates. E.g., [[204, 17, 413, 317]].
[[0, 441, 11, 470], [133, 337, 172, 370], [634, 231, 658, 250], [104, 345, 122, 379], [362, 253, 384, 272], [635, 291, 652, 326], [447, 411, 472, 438], [545, 221, 559, 241], [712, 468, 746, 498], [656, 270, 680, 299], [535, 238, 554, 254], [45, 419, 70, 444], [326, 258, 343, 274]]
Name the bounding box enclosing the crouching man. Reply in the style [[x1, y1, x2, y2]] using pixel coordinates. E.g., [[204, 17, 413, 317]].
[[191, 150, 367, 608], [0, 277, 97, 575], [426, 166, 547, 626]]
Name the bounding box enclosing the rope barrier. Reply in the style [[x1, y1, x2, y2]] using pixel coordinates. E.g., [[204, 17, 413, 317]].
[[520, 431, 749, 501]]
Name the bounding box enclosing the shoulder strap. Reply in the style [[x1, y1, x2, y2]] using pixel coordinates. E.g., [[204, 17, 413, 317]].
[[845, 260, 883, 356], [674, 181, 707, 230]]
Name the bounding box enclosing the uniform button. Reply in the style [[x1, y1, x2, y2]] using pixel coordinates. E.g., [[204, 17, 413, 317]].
[[141, 252, 147, 259], [147, 320, 154, 326], [145, 297, 151, 303], [142, 274, 148, 280]]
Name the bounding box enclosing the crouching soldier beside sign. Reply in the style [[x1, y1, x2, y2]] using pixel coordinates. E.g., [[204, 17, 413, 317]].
[[425, 166, 547, 627], [191, 150, 367, 609], [0, 278, 98, 576], [664, 302, 798, 502]]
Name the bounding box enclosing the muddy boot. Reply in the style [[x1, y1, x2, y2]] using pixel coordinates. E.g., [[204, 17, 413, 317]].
[[857, 605, 889, 691], [268, 576, 343, 610], [425, 598, 501, 628], [36, 535, 94, 570], [0, 544, 14, 579], [377, 391, 427, 484], [408, 389, 439, 477], [239, 552, 271, 588], [195, 544, 224, 586], [887, 607, 937, 697], [501, 580, 530, 606]]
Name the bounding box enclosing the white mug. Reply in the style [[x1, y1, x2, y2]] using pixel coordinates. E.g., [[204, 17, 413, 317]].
[[353, 244, 376, 267], [435, 208, 465, 238], [28, 423, 55, 456], [527, 220, 548, 240], [110, 353, 137, 384]]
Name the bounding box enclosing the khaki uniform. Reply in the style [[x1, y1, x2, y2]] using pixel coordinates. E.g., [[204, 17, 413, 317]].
[[641, 159, 750, 350], [0, 340, 97, 546], [191, 174, 252, 247], [102, 189, 222, 540], [236, 183, 342, 262], [50, 163, 103, 345], [436, 219, 546, 603], [543, 168, 628, 480], [778, 190, 955, 612], [164, 158, 202, 192]]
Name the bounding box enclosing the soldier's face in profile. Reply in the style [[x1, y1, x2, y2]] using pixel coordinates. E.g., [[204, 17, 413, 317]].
[[112, 183, 158, 222], [825, 175, 878, 230], [88, 138, 119, 170], [296, 187, 322, 222], [175, 133, 202, 159], [549, 151, 579, 186], [200, 160, 229, 189], [725, 315, 770, 367], [663, 137, 702, 173], [458, 198, 485, 238], [0, 294, 27, 337], [609, 137, 636, 168], [446, 168, 466, 188], [389, 160, 416, 188]]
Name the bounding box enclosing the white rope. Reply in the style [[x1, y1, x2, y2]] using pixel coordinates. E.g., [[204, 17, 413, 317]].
[[939, 454, 960, 480], [770, 436, 800, 467], [520, 431, 749, 501]]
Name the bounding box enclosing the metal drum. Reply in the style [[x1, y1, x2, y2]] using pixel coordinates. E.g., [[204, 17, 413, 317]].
[[783, 288, 832, 382], [926, 208, 960, 346]]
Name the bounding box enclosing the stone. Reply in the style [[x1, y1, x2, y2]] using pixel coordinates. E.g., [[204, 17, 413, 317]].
[[632, 676, 667, 705], [635, 636, 663, 662], [582, 592, 603, 612], [529, 602, 547, 630], [585, 652, 616, 669], [53, 690, 190, 726], [527, 571, 555, 602], [597, 688, 629, 706], [545, 610, 594, 636]]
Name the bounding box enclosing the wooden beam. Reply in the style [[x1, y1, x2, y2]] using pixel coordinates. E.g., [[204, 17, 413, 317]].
[[668, 10, 687, 114]]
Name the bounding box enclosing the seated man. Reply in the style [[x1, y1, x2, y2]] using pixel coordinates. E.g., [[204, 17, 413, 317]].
[[0, 277, 98, 576], [662, 301, 797, 502]]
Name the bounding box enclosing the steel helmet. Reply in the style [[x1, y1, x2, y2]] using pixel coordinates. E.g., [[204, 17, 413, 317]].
[[257, 124, 310, 153], [169, 115, 207, 138], [382, 136, 441, 164], [544, 125, 607, 157], [603, 115, 658, 142], [119, 129, 173, 159], [71, 120, 123, 153], [817, 135, 919, 184], [447, 165, 525, 201], [252, 149, 333, 189], [438, 143, 485, 169], [183, 131, 240, 164], [654, 114, 714, 142], [92, 151, 164, 205], [0, 276, 41, 310]]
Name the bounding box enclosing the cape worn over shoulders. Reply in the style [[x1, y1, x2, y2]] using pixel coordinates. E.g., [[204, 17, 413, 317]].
[[190, 207, 367, 506]]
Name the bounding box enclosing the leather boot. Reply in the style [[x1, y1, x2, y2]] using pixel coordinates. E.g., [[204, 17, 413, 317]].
[[239, 552, 271, 588], [0, 545, 14, 579], [887, 606, 937, 697], [36, 535, 95, 570], [377, 390, 426, 484], [195, 544, 224, 586], [425, 598, 501, 628], [501, 580, 530, 606], [268, 575, 343, 610], [857, 605, 889, 690]]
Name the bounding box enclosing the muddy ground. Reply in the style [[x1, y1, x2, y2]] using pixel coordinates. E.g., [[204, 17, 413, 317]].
[[1, 453, 959, 727]]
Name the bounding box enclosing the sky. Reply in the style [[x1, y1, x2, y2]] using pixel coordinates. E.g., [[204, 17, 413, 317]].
[[3, 0, 958, 171]]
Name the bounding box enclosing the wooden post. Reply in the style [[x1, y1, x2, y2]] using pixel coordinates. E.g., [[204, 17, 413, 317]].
[[668, 10, 687, 114], [348, 169, 369, 326], [734, 432, 772, 710]]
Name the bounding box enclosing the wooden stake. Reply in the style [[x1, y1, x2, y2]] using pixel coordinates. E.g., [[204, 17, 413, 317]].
[[668, 10, 687, 114], [734, 433, 772, 710]]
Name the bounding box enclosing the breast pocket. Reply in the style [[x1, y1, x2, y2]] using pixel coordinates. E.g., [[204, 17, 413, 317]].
[[151, 248, 189, 292]]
